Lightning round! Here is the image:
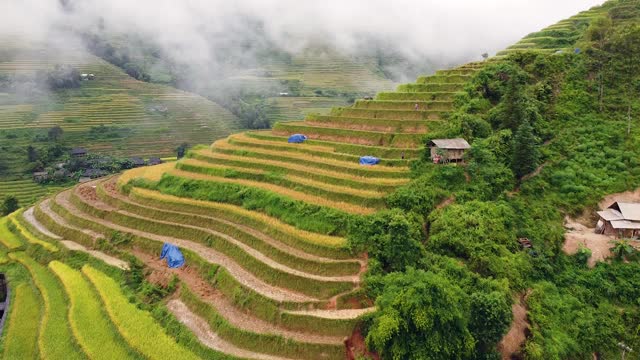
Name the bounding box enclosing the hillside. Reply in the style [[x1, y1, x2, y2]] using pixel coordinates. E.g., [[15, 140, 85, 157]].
[[3, 1, 640, 360], [0, 37, 243, 204]]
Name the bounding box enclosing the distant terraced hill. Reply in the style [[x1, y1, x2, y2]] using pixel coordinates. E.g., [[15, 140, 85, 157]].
[[0, 2, 612, 360], [0, 37, 242, 201]]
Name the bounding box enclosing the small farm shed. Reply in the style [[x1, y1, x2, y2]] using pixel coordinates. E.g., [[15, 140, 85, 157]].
[[148, 157, 163, 166], [129, 157, 146, 167], [427, 138, 471, 163], [33, 171, 48, 182], [70, 148, 87, 157], [596, 202, 640, 238]]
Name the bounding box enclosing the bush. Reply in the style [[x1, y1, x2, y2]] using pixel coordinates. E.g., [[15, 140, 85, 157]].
[[366, 268, 475, 360], [348, 209, 425, 273]]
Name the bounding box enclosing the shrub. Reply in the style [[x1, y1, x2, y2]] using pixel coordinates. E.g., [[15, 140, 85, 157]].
[[348, 209, 425, 274]]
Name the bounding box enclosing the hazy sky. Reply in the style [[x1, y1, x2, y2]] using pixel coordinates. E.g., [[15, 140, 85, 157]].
[[2, 0, 606, 72]]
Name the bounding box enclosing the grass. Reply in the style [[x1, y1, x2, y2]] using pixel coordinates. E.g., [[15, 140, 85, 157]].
[[332, 107, 445, 121], [354, 100, 454, 111], [167, 168, 376, 215], [0, 180, 66, 207], [179, 285, 345, 360], [305, 114, 432, 132], [82, 265, 200, 360], [94, 185, 360, 276], [117, 162, 175, 188], [127, 187, 350, 257], [220, 135, 413, 167], [8, 211, 58, 251], [9, 252, 86, 360], [189, 151, 407, 191], [176, 159, 387, 207], [375, 91, 460, 101], [67, 191, 355, 299], [273, 121, 425, 148], [212, 140, 411, 176], [2, 283, 41, 360], [33, 201, 98, 248], [245, 131, 422, 159], [396, 83, 467, 93], [134, 174, 356, 236], [0, 217, 23, 250], [49, 261, 140, 360]]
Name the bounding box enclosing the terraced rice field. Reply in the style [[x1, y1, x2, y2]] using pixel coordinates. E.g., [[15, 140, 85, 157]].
[[0, 180, 66, 208], [0, 36, 242, 183], [0, 4, 607, 359], [496, 8, 609, 57], [0, 59, 474, 359]]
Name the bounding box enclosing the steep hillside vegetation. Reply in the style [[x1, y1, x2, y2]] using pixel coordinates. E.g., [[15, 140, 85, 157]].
[[3, 1, 640, 359]]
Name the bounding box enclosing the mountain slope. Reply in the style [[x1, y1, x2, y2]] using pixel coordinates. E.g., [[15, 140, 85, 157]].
[[3, 1, 637, 360]]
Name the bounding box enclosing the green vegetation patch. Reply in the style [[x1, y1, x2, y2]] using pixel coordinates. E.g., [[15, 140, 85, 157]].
[[49, 261, 140, 360], [2, 283, 41, 360], [82, 265, 200, 360]]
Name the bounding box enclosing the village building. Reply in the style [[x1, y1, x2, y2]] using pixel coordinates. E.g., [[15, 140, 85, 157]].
[[427, 138, 471, 163], [129, 157, 146, 167], [596, 202, 640, 239], [32, 171, 48, 183], [148, 157, 163, 166], [70, 148, 88, 157]]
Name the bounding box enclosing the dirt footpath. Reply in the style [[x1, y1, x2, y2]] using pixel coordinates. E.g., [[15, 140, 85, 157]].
[[498, 292, 530, 360]]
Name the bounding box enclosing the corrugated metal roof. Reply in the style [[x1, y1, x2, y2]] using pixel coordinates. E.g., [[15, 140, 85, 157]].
[[616, 202, 640, 221], [597, 209, 624, 221], [429, 138, 471, 149], [610, 220, 640, 230]]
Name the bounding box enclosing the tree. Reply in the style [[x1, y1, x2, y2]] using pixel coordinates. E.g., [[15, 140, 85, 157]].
[[469, 291, 513, 354], [512, 120, 538, 179], [366, 268, 475, 360], [605, 25, 640, 135], [586, 16, 613, 112], [176, 143, 189, 159], [348, 209, 425, 274], [48, 126, 64, 142], [611, 240, 634, 260], [27, 145, 38, 162], [1, 196, 19, 216]]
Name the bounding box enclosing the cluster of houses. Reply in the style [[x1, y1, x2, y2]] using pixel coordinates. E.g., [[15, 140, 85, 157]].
[[33, 148, 163, 184]]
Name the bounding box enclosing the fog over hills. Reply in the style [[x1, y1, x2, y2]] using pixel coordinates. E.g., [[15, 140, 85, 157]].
[[4, 0, 605, 80]]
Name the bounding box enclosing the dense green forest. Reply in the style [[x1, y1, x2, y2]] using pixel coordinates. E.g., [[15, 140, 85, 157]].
[[353, 2, 640, 359]]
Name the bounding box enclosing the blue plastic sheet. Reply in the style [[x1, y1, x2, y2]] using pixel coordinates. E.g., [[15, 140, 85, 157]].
[[160, 243, 185, 268], [574, 48, 581, 54], [359, 156, 380, 165], [288, 134, 308, 143]]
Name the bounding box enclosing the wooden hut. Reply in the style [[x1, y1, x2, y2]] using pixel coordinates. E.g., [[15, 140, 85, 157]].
[[427, 138, 471, 163], [596, 202, 640, 238], [70, 148, 87, 157]]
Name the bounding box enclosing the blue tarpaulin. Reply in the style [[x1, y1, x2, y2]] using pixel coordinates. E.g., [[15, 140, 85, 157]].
[[288, 134, 308, 143], [160, 243, 185, 268], [359, 156, 380, 165], [574, 48, 581, 54]]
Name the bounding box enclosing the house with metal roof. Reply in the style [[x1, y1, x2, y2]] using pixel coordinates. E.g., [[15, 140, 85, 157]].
[[427, 138, 471, 163], [596, 202, 640, 238]]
